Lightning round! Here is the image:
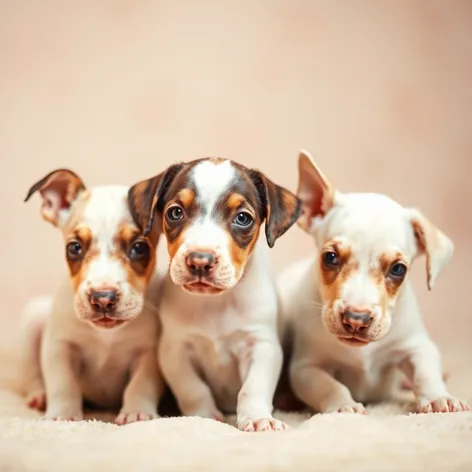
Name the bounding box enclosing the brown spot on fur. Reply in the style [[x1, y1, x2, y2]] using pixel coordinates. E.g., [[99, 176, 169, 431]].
[[176, 188, 195, 209], [66, 225, 93, 280], [371, 252, 408, 299], [112, 223, 157, 291], [319, 242, 357, 308]]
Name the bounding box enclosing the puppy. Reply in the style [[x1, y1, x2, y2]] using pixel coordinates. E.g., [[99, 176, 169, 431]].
[[278, 151, 469, 415], [21, 169, 164, 423], [128, 158, 301, 431]]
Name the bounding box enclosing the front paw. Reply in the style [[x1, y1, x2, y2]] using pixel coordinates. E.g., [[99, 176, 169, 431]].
[[417, 396, 470, 413], [44, 410, 83, 421], [330, 402, 367, 414], [114, 410, 158, 425], [237, 416, 290, 432]]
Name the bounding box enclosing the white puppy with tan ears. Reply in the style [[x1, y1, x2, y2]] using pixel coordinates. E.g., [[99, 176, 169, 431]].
[[278, 151, 469, 415], [21, 169, 164, 423], [128, 158, 301, 432]]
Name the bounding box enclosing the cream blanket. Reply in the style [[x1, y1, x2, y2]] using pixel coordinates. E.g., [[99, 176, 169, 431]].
[[0, 346, 470, 472]]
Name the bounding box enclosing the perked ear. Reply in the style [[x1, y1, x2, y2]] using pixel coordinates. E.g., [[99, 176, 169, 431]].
[[128, 163, 184, 237], [251, 171, 302, 248], [408, 209, 454, 291], [297, 150, 338, 232], [24, 169, 86, 227]]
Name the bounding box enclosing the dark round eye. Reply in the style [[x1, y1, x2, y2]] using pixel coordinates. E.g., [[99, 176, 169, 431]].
[[389, 262, 407, 278], [128, 241, 150, 261], [322, 251, 339, 268], [167, 206, 184, 221], [66, 241, 83, 260], [233, 212, 253, 228]]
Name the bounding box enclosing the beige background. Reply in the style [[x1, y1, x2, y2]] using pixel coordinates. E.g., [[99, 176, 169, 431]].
[[0, 1, 471, 384]]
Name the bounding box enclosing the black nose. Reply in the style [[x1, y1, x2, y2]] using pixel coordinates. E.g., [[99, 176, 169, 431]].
[[89, 290, 119, 313], [342, 310, 372, 334], [186, 252, 216, 277]]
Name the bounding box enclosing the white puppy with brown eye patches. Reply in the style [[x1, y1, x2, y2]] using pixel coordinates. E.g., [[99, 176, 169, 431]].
[[20, 169, 165, 423], [128, 157, 301, 432], [278, 151, 469, 416]]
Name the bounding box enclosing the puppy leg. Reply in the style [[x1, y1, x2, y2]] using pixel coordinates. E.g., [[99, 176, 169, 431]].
[[115, 350, 164, 425], [160, 344, 224, 421], [236, 340, 289, 432], [42, 340, 83, 421], [291, 360, 366, 414], [19, 296, 52, 411], [401, 339, 469, 413]]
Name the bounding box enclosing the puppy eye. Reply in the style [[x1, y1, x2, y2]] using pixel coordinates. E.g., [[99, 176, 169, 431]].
[[66, 240, 83, 261], [233, 212, 253, 228], [167, 206, 184, 221], [128, 241, 150, 261], [322, 251, 339, 268], [389, 262, 407, 278]]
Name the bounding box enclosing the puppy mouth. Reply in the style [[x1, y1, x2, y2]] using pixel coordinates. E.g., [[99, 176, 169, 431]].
[[91, 316, 127, 329], [182, 279, 225, 295], [336, 335, 371, 346], [336, 333, 372, 347]]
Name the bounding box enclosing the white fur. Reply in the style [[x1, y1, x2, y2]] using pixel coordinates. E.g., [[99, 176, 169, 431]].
[[20, 185, 165, 423], [279, 153, 468, 415]]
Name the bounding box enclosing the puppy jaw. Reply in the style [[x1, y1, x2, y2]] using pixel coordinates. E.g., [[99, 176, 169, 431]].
[[61, 187, 157, 327]]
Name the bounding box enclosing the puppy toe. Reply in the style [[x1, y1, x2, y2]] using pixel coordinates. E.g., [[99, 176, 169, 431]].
[[336, 403, 367, 414], [417, 396, 469, 414], [114, 411, 157, 425]]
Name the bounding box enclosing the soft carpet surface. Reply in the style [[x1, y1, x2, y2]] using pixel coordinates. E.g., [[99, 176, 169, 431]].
[[0, 347, 471, 472]]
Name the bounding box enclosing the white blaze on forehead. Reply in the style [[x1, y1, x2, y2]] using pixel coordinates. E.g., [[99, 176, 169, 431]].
[[191, 160, 236, 213], [80, 185, 132, 286]]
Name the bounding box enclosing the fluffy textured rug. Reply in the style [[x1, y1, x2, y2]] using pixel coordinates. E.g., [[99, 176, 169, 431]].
[[0, 346, 471, 472]]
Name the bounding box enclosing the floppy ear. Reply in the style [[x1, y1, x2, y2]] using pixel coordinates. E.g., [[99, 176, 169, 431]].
[[24, 169, 86, 227], [251, 171, 301, 248], [128, 163, 184, 237], [297, 150, 337, 232], [408, 209, 454, 291]]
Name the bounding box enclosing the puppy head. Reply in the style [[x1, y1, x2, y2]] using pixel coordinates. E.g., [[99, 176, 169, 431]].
[[129, 158, 301, 295], [25, 169, 159, 329], [297, 150, 453, 346]]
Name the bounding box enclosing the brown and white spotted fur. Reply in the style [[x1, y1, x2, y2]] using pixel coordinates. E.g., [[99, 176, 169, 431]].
[[128, 158, 301, 432], [21, 169, 165, 423], [278, 151, 469, 415]]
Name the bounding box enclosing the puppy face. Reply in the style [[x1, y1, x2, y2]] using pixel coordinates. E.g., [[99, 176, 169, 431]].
[[296, 151, 453, 346], [129, 158, 301, 295], [25, 170, 159, 329]]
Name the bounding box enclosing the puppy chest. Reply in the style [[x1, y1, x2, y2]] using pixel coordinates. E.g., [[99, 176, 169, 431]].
[[184, 331, 250, 411], [76, 342, 141, 407], [329, 349, 385, 401]]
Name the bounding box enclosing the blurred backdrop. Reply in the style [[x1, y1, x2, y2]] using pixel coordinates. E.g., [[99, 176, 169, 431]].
[[1, 2, 471, 379]]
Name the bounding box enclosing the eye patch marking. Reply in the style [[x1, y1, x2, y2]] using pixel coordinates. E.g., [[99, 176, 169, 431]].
[[319, 241, 358, 308], [370, 252, 408, 298], [66, 226, 94, 278]]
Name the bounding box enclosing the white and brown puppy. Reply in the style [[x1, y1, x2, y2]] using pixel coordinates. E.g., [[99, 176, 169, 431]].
[[128, 158, 301, 432], [21, 169, 164, 423], [278, 151, 469, 415]]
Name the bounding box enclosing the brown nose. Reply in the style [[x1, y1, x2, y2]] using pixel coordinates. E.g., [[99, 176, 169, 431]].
[[89, 290, 119, 313], [342, 310, 372, 334], [186, 252, 216, 277]]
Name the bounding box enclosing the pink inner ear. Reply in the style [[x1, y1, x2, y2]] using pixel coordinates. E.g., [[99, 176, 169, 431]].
[[41, 189, 65, 221], [302, 189, 325, 220]]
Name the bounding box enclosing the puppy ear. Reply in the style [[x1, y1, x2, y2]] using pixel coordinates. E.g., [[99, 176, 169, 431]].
[[128, 163, 184, 237], [251, 171, 301, 248], [297, 150, 337, 232], [408, 209, 454, 290], [24, 169, 86, 227]]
